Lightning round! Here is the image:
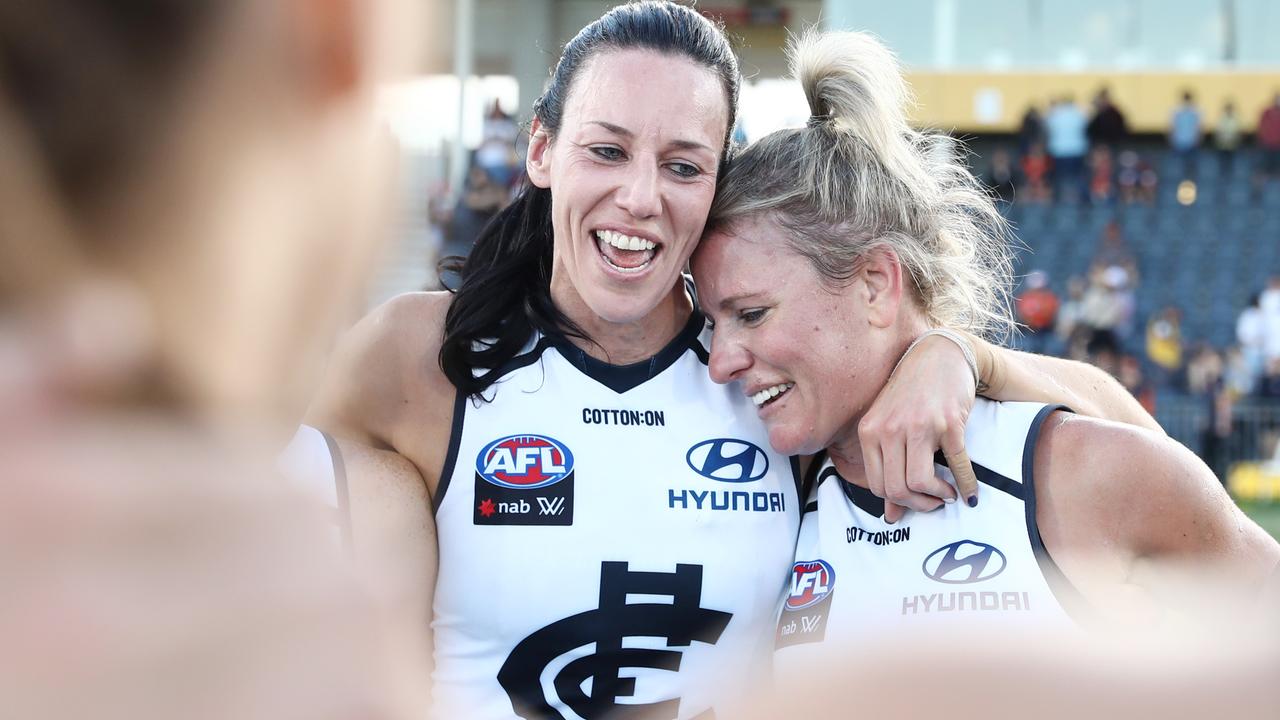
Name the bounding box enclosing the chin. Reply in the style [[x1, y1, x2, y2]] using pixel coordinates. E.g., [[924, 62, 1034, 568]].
[[584, 277, 679, 325], [767, 425, 822, 458]]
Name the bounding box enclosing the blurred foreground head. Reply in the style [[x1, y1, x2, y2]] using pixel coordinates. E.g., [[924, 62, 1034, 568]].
[[0, 0, 420, 422]]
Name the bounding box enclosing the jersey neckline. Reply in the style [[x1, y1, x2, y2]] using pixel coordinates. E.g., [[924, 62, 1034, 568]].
[[543, 305, 708, 394]]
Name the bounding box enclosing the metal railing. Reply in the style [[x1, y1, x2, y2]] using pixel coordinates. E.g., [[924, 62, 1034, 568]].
[[1155, 394, 1280, 499]]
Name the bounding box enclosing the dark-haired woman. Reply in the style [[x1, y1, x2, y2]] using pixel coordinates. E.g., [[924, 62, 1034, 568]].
[[303, 2, 1161, 717]]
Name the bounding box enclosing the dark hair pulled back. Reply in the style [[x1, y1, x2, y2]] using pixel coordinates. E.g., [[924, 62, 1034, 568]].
[[439, 1, 740, 399]]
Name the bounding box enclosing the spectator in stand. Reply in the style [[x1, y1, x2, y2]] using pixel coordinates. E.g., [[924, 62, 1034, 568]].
[[1119, 354, 1156, 415], [1088, 145, 1115, 204], [1256, 93, 1280, 189], [1262, 276, 1280, 370], [1237, 292, 1267, 389], [1093, 220, 1136, 270], [1146, 305, 1185, 386], [1014, 270, 1059, 354], [1214, 100, 1243, 177], [1185, 344, 1230, 478], [1017, 103, 1047, 156], [1117, 150, 1157, 204], [1080, 264, 1127, 355], [983, 147, 1017, 202], [1086, 87, 1128, 151], [474, 100, 520, 188], [441, 164, 510, 280], [1224, 346, 1258, 398], [1056, 275, 1089, 347], [1169, 90, 1203, 180], [1020, 140, 1053, 203], [1046, 95, 1088, 202]]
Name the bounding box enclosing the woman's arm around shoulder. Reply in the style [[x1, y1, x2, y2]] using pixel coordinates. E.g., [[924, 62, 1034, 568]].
[[1033, 411, 1280, 623]]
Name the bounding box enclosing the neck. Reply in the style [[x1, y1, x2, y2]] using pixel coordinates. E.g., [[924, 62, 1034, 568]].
[[550, 279, 693, 366], [824, 314, 933, 488]]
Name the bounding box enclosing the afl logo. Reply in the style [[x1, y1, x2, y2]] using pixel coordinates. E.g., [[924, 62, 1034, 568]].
[[786, 560, 835, 610], [685, 438, 769, 482], [476, 435, 574, 490], [922, 540, 1007, 585]]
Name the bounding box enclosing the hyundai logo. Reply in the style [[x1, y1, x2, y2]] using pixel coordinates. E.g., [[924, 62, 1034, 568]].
[[685, 438, 769, 483], [921, 540, 1007, 584]]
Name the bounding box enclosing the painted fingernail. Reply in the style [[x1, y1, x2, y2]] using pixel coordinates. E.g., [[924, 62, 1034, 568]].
[[883, 515, 896, 525], [966, 495, 978, 508]]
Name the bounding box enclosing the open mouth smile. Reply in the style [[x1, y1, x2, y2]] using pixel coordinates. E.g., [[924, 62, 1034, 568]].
[[594, 229, 661, 274]]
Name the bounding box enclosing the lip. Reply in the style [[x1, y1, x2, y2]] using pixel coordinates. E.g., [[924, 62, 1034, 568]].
[[591, 225, 664, 280], [593, 225, 662, 248], [746, 381, 795, 418]]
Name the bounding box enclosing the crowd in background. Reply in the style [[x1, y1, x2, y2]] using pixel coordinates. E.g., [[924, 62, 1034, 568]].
[[990, 89, 1280, 205], [424, 91, 1280, 478]]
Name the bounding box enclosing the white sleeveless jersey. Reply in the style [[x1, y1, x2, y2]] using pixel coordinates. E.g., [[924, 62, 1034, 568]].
[[774, 400, 1077, 670], [432, 312, 801, 719]]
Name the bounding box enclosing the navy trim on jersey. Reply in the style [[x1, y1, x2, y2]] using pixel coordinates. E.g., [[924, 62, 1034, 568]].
[[320, 429, 353, 552], [789, 455, 804, 507], [820, 464, 889, 519], [433, 386, 469, 515], [933, 450, 1026, 501], [544, 308, 708, 394], [1022, 404, 1089, 620], [801, 450, 827, 501]]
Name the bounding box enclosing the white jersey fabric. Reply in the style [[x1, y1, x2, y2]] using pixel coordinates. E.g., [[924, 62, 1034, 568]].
[[774, 400, 1077, 671], [432, 311, 801, 719]]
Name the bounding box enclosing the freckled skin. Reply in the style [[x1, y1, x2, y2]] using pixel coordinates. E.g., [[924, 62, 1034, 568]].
[[692, 215, 899, 456]]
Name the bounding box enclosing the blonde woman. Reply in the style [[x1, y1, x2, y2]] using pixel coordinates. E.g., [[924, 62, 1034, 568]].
[[692, 30, 1280, 664]]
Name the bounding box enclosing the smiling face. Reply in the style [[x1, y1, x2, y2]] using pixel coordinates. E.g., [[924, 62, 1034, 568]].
[[692, 215, 906, 456], [526, 49, 729, 328]]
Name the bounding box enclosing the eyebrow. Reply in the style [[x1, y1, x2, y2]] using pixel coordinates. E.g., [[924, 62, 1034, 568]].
[[716, 292, 764, 313], [586, 120, 716, 154]]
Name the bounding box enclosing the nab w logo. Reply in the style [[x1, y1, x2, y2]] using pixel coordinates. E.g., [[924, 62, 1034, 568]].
[[685, 438, 769, 482], [537, 497, 565, 516], [922, 540, 1007, 585]]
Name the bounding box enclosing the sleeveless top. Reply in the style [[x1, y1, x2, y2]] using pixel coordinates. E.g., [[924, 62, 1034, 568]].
[[774, 400, 1077, 674], [431, 309, 802, 719]]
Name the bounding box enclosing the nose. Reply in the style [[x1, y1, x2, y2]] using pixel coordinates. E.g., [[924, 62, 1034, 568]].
[[707, 330, 751, 385], [615, 159, 661, 219]]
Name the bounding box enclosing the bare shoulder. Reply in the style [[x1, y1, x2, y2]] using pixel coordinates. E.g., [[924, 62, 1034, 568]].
[[305, 292, 457, 485], [1033, 412, 1278, 574]]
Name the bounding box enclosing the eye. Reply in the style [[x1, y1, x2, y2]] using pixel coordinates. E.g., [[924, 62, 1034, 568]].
[[590, 146, 625, 161], [667, 161, 702, 178], [739, 308, 768, 325]]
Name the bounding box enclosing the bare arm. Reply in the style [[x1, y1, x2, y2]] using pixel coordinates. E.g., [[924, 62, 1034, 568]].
[[340, 440, 437, 700], [973, 337, 1163, 434], [1036, 412, 1280, 625], [860, 332, 1163, 520]]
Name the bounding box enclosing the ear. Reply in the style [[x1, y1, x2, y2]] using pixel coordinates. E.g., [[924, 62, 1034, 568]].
[[859, 246, 906, 329], [291, 0, 361, 101], [525, 117, 553, 189]]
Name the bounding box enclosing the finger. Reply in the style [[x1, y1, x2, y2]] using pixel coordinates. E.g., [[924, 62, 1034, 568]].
[[884, 501, 907, 524], [880, 441, 941, 511], [860, 423, 885, 500], [906, 432, 957, 504], [945, 445, 980, 508]]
